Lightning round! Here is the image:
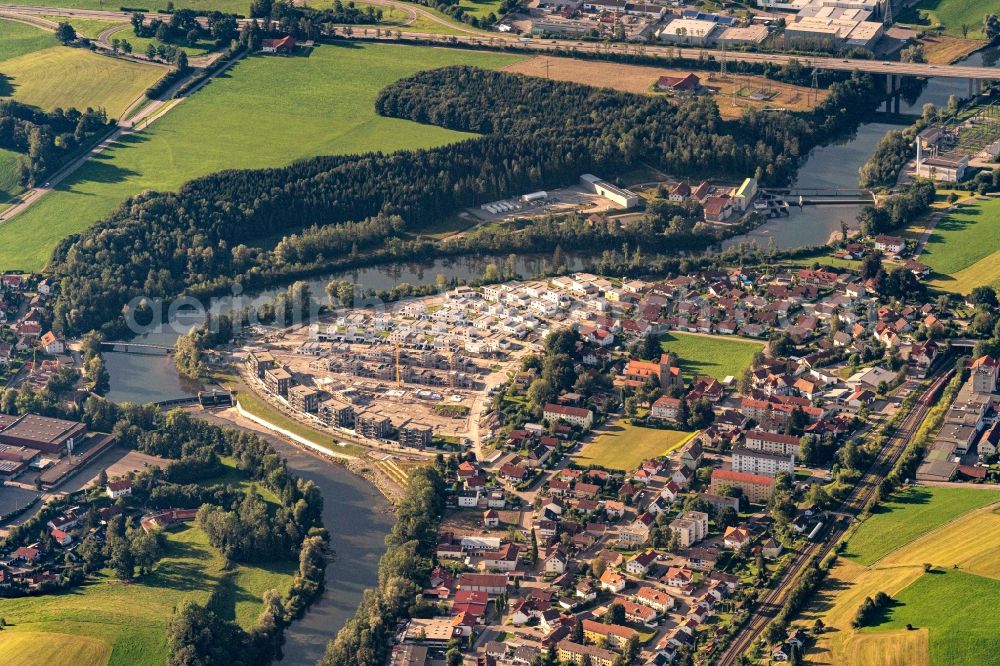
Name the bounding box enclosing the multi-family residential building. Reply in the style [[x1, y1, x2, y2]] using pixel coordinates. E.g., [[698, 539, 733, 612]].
[[542, 403, 594, 430], [356, 413, 392, 439], [710, 469, 776, 503], [288, 385, 320, 413], [557, 641, 616, 666], [743, 430, 802, 458], [732, 447, 794, 477]]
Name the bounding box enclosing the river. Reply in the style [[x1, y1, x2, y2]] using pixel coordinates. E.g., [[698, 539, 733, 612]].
[[104, 253, 587, 404], [726, 45, 1000, 251], [196, 412, 395, 665]]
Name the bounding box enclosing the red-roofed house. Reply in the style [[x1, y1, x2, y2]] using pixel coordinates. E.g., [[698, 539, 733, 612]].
[[709, 468, 775, 503], [655, 73, 700, 93], [261, 35, 296, 54]]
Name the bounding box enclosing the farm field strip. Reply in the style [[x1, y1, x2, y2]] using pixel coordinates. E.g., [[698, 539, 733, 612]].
[[841, 485, 1000, 566], [503, 56, 826, 121], [0, 17, 57, 61], [0, 39, 165, 117], [803, 490, 1000, 666]]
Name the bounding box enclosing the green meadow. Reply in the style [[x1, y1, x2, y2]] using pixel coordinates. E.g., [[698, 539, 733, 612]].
[[844, 485, 1000, 566], [0, 42, 522, 271]]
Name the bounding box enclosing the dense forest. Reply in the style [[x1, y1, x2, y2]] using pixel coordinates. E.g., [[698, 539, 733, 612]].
[[0, 101, 109, 187], [50, 67, 877, 338]]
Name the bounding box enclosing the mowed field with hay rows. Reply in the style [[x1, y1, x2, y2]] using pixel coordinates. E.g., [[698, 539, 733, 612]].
[[0, 19, 165, 117], [0, 42, 524, 271], [801, 486, 1000, 666]]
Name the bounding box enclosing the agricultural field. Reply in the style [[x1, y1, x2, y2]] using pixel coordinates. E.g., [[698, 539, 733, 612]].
[[503, 57, 827, 121], [899, 0, 1000, 39], [801, 489, 1000, 666], [842, 485, 1000, 566], [577, 422, 696, 471], [0, 42, 523, 271], [0, 522, 296, 666], [0, 18, 59, 61], [7, 0, 251, 13], [658, 332, 763, 381], [862, 570, 1000, 666], [0, 22, 165, 117], [105, 25, 220, 57], [921, 197, 1000, 293]]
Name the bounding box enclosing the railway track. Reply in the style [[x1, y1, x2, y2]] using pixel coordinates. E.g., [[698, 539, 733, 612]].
[[716, 368, 953, 665]]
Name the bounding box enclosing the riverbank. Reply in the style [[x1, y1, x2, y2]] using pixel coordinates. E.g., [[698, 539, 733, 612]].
[[193, 409, 397, 665]]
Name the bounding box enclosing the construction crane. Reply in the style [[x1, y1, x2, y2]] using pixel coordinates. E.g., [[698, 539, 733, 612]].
[[395, 343, 403, 388], [447, 349, 456, 388]]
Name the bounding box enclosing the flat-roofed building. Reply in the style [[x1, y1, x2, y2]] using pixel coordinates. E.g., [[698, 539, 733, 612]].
[[288, 385, 320, 413], [399, 422, 433, 448], [246, 350, 275, 379], [356, 413, 392, 439], [320, 398, 355, 428], [403, 617, 459, 647], [264, 366, 291, 397], [0, 414, 87, 455], [715, 24, 769, 46], [658, 17, 718, 44], [580, 174, 640, 208]]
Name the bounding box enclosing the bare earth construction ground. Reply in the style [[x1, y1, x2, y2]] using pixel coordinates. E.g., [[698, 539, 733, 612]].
[[503, 56, 827, 120]]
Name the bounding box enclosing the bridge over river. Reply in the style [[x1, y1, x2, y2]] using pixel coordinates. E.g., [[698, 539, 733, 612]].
[[100, 342, 175, 356]]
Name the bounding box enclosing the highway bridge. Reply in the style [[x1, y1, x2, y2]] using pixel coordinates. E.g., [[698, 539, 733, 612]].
[[4, 2, 1000, 83]]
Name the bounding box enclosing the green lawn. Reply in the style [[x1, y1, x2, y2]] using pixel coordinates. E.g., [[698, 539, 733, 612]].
[[0, 524, 295, 666], [659, 332, 763, 381], [864, 570, 1000, 665], [899, 0, 1000, 38], [577, 421, 695, 471], [920, 198, 1000, 276], [0, 18, 57, 62], [845, 486, 1000, 566], [0, 42, 522, 271]]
